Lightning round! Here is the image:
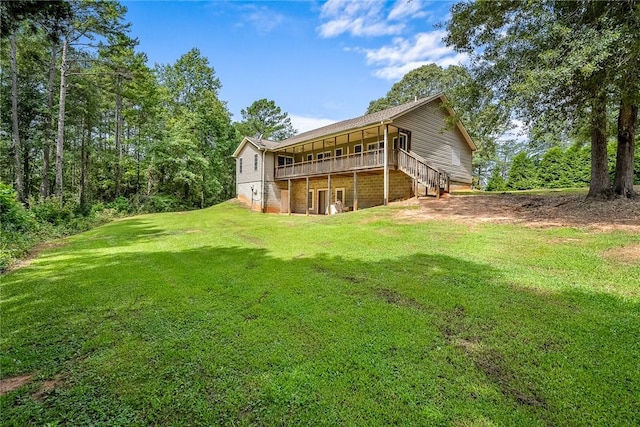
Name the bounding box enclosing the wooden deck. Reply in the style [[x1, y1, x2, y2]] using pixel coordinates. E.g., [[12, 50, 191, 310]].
[[275, 148, 449, 194]]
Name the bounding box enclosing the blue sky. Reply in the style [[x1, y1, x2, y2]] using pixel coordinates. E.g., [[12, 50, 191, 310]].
[[123, 0, 463, 132]]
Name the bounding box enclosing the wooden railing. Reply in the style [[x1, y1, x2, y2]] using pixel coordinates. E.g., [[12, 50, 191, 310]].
[[397, 149, 449, 195], [275, 147, 449, 195], [275, 149, 398, 179]]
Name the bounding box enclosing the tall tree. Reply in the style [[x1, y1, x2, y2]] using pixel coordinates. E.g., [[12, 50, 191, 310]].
[[236, 98, 297, 141], [53, 0, 129, 198], [446, 0, 639, 199], [366, 64, 511, 185]]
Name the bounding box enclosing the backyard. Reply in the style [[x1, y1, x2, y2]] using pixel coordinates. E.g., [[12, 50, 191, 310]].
[[1, 193, 639, 425]]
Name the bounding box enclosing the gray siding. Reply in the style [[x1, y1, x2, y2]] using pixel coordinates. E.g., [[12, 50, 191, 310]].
[[393, 101, 473, 184], [236, 143, 263, 184]]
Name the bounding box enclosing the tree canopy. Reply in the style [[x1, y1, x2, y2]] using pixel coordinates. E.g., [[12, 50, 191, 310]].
[[235, 98, 296, 141]]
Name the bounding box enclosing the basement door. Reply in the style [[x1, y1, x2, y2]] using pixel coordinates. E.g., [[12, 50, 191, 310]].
[[317, 189, 328, 215]]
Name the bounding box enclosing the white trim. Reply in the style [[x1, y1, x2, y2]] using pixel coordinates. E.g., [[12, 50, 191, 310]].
[[306, 153, 313, 162], [317, 188, 328, 214], [335, 147, 344, 157], [253, 153, 259, 171], [308, 189, 314, 210], [334, 187, 345, 203], [354, 144, 363, 153]]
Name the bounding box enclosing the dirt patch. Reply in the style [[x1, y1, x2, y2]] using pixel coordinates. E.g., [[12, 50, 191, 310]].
[[32, 374, 64, 400], [602, 243, 640, 265], [185, 229, 201, 234], [0, 374, 33, 395], [4, 242, 64, 273], [394, 192, 640, 231], [376, 288, 425, 310]]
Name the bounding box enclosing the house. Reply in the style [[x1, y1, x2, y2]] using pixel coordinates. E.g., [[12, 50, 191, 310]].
[[232, 93, 476, 214]]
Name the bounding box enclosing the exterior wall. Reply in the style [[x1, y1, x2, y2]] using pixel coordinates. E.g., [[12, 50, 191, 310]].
[[287, 171, 413, 214], [393, 101, 474, 184], [236, 142, 283, 211]]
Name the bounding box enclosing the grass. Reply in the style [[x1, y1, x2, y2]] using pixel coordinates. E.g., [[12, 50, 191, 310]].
[[1, 200, 639, 426]]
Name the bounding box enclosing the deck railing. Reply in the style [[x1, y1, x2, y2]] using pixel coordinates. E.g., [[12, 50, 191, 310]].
[[275, 149, 398, 179], [397, 148, 449, 193]]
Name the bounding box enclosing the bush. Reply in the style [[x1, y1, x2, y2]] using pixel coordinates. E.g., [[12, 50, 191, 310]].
[[107, 196, 131, 213], [30, 197, 77, 226], [141, 195, 185, 213], [506, 152, 539, 190], [485, 167, 507, 191], [0, 182, 36, 233], [0, 183, 38, 271]]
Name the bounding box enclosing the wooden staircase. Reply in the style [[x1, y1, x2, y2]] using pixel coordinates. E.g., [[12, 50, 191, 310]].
[[397, 149, 449, 198]]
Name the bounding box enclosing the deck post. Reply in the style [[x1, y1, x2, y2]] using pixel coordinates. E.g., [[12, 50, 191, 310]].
[[353, 171, 358, 211], [383, 125, 389, 205], [414, 156, 418, 198], [288, 179, 292, 214], [327, 173, 331, 214], [436, 173, 440, 199], [305, 177, 309, 216]]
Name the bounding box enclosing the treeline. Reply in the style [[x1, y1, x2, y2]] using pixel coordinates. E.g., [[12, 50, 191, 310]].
[[1, 1, 239, 214], [486, 143, 640, 192]]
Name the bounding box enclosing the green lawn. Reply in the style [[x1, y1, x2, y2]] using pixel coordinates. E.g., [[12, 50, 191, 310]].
[[1, 200, 639, 426]]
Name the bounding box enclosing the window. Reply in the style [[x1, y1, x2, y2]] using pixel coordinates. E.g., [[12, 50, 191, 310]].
[[451, 146, 461, 166], [254, 153, 258, 171], [354, 144, 362, 154], [307, 153, 313, 162], [335, 188, 345, 203], [393, 132, 408, 150], [307, 190, 314, 210], [317, 151, 331, 160], [239, 158, 243, 174], [335, 148, 343, 157], [278, 155, 293, 166]]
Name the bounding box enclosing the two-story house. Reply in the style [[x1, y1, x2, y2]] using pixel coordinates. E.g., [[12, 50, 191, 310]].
[[232, 93, 476, 214]]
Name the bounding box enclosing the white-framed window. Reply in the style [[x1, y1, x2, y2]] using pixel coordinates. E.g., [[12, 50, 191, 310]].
[[307, 190, 314, 210], [278, 155, 294, 166], [306, 153, 313, 162], [335, 148, 344, 157], [254, 153, 258, 171], [317, 151, 331, 160], [393, 132, 408, 150], [451, 145, 461, 166], [239, 158, 243, 173], [354, 144, 362, 154], [368, 142, 383, 151], [335, 188, 345, 203]]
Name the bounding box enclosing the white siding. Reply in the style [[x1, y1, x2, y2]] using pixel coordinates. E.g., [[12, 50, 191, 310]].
[[393, 101, 473, 184]]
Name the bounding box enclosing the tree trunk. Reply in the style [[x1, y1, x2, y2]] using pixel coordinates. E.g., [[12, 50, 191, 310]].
[[10, 31, 25, 203], [114, 74, 122, 197], [55, 36, 69, 199], [80, 116, 89, 208], [41, 39, 58, 199], [614, 98, 637, 198], [587, 89, 611, 199]]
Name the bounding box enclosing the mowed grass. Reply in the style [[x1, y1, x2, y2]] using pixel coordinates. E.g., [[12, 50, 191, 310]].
[[1, 200, 639, 426]]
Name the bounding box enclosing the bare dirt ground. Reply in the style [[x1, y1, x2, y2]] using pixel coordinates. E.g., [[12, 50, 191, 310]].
[[393, 191, 640, 232]]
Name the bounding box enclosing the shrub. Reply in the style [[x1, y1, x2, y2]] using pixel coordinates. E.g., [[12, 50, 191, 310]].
[[485, 167, 507, 191], [107, 196, 131, 213], [506, 152, 539, 190]]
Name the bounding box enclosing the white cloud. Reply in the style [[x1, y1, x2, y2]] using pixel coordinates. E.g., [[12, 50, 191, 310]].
[[363, 31, 469, 80], [290, 115, 337, 134], [388, 0, 428, 21], [318, 0, 405, 38], [236, 4, 284, 34]]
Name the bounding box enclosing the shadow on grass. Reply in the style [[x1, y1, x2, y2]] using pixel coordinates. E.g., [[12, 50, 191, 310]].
[[2, 244, 639, 426]]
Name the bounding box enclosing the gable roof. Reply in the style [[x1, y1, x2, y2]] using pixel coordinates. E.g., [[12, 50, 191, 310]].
[[232, 136, 281, 158], [233, 92, 476, 157]]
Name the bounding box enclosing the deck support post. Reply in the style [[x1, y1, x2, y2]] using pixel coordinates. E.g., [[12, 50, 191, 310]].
[[327, 173, 331, 214], [353, 171, 358, 211], [436, 173, 440, 199], [414, 156, 418, 198], [305, 177, 309, 215], [383, 125, 389, 206], [288, 179, 292, 214]]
